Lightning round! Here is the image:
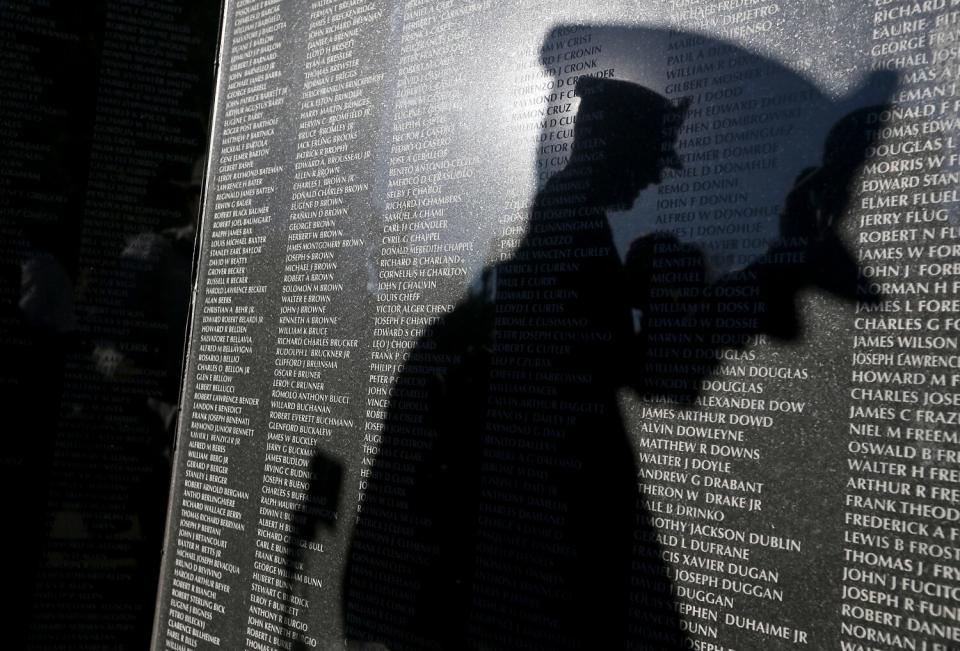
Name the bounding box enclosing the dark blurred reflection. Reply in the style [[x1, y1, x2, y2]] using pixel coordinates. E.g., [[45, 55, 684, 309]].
[[0, 1, 218, 646], [279, 26, 894, 651]]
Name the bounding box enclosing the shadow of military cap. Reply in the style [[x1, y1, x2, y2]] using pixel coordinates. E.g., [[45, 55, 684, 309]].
[[573, 76, 690, 170]]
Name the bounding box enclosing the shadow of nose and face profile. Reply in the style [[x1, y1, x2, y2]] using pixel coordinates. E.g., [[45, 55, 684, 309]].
[[276, 23, 894, 651]]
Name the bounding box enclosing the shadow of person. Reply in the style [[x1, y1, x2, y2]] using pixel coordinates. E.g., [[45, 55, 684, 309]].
[[337, 79, 693, 651], [286, 44, 892, 651]]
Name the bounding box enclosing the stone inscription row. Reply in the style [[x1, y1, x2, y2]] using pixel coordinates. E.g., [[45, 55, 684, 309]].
[[152, 1, 959, 650]]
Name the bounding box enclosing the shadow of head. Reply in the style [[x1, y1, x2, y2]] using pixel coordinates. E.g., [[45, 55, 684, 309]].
[[567, 76, 691, 209]]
